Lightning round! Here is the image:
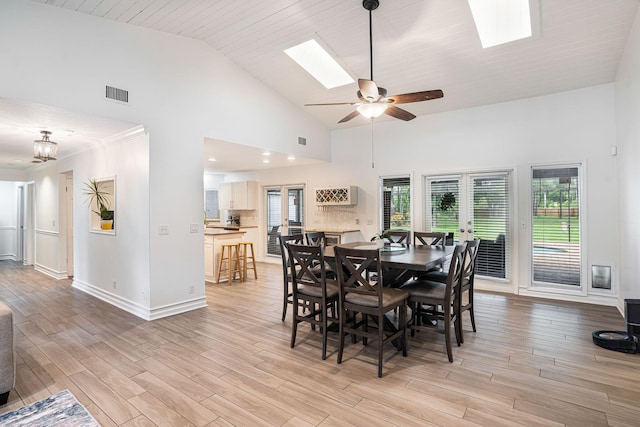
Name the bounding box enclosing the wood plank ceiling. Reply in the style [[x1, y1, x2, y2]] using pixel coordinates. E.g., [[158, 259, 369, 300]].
[[26, 0, 640, 129]]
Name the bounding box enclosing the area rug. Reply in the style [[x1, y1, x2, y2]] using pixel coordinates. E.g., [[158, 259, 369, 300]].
[[0, 389, 99, 426]]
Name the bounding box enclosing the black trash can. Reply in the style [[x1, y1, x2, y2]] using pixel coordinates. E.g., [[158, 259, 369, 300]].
[[625, 299, 640, 340]]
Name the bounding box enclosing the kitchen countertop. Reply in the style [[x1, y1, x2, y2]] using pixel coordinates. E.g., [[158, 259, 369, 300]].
[[206, 225, 258, 229], [304, 228, 360, 233], [204, 229, 246, 236]]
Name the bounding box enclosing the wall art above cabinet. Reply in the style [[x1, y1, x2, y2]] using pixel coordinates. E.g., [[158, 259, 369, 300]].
[[315, 186, 358, 206]]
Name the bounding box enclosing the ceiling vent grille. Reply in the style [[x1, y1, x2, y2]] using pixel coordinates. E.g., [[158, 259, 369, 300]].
[[106, 85, 128, 103]]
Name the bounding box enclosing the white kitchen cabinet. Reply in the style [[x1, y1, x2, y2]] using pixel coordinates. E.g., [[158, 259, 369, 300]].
[[315, 186, 358, 206], [204, 235, 215, 281], [219, 181, 258, 210]]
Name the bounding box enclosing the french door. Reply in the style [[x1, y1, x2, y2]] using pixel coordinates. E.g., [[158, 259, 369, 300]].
[[424, 171, 511, 280], [265, 185, 305, 256]]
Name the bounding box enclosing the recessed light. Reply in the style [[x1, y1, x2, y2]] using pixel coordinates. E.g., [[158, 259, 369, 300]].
[[287, 155, 295, 161], [208, 157, 216, 162], [262, 152, 271, 156], [262, 159, 270, 164]]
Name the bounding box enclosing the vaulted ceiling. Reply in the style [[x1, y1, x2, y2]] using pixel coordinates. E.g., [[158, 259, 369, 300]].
[[28, 0, 639, 129], [2, 0, 639, 170]]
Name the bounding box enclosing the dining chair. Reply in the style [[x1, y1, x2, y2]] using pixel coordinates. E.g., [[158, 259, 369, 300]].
[[305, 231, 328, 247], [455, 238, 480, 343], [400, 242, 467, 363], [413, 231, 446, 247], [278, 234, 304, 321], [334, 246, 409, 377], [287, 243, 339, 360], [421, 238, 480, 343], [384, 230, 410, 244], [306, 231, 336, 278]]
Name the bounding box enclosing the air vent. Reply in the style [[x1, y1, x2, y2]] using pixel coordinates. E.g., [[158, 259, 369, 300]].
[[298, 136, 307, 146], [106, 85, 129, 103]]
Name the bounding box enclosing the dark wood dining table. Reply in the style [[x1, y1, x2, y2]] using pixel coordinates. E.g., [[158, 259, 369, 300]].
[[323, 242, 454, 288]]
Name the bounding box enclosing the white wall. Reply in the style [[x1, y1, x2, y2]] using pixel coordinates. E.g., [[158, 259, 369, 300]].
[[615, 7, 640, 306], [27, 129, 153, 317], [0, 0, 331, 318], [239, 84, 620, 305], [0, 181, 19, 260]]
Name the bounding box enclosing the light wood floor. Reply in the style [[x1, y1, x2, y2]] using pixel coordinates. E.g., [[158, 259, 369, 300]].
[[1, 260, 639, 426]]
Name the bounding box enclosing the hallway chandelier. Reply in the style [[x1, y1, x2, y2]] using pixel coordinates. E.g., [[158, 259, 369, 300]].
[[33, 130, 58, 162]]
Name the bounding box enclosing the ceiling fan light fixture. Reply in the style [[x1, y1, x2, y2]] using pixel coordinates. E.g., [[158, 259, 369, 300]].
[[33, 130, 58, 162], [357, 103, 387, 119]]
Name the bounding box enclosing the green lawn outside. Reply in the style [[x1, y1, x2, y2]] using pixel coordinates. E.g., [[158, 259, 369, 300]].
[[432, 215, 580, 243]]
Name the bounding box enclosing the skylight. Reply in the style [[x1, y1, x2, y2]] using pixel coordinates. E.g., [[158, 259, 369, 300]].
[[284, 39, 354, 89], [468, 0, 533, 48]]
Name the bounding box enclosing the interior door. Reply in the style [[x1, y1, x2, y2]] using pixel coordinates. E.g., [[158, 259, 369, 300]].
[[265, 185, 305, 256]]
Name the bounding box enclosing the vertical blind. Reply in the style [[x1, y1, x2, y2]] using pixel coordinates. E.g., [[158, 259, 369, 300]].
[[531, 167, 581, 286], [469, 174, 510, 279]]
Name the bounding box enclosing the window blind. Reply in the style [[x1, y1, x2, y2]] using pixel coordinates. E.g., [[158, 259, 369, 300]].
[[470, 174, 510, 279], [381, 176, 411, 231], [205, 190, 219, 219], [531, 166, 581, 286], [427, 179, 460, 242]]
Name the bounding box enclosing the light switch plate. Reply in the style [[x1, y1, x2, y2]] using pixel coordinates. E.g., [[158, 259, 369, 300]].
[[159, 224, 169, 235], [190, 224, 198, 233]]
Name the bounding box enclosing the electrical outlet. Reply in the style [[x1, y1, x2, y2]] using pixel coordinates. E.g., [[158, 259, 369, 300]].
[[355, 218, 360, 224], [159, 224, 169, 235], [112, 280, 117, 289], [189, 285, 195, 294], [190, 224, 198, 233]]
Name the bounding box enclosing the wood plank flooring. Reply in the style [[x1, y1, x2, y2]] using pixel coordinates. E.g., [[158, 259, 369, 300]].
[[1, 260, 639, 426]]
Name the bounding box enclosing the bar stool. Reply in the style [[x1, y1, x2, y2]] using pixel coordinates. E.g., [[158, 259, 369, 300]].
[[216, 243, 243, 283], [238, 241, 258, 280]]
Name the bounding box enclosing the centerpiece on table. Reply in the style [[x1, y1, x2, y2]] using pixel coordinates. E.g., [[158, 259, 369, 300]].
[[370, 231, 390, 249]]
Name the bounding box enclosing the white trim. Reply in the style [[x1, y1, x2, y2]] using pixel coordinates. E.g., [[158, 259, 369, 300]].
[[518, 287, 618, 307], [0, 226, 17, 231], [72, 279, 207, 321], [0, 254, 17, 261], [34, 263, 68, 279], [35, 228, 59, 236]]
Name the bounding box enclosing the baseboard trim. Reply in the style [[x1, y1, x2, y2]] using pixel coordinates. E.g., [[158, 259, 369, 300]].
[[72, 279, 207, 321], [518, 288, 618, 307], [34, 263, 68, 280], [0, 254, 17, 261]]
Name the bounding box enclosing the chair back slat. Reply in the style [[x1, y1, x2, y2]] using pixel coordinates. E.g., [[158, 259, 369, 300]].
[[384, 230, 410, 244], [414, 231, 446, 247], [334, 247, 383, 302], [306, 231, 327, 247], [287, 243, 326, 292]]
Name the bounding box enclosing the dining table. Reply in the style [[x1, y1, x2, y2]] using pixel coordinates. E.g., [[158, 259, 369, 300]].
[[323, 241, 454, 288]]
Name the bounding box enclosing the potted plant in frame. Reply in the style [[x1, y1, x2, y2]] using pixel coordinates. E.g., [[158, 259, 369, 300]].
[[370, 231, 390, 249], [83, 179, 114, 230]]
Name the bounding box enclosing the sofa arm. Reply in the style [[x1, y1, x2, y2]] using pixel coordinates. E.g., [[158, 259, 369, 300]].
[[0, 300, 15, 405]]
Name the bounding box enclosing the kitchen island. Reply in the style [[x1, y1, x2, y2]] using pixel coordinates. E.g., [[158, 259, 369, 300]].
[[304, 228, 362, 245], [204, 228, 246, 283]]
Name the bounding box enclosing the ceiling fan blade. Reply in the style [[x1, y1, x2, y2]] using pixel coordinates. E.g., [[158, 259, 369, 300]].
[[305, 102, 359, 106], [358, 79, 380, 101], [387, 90, 444, 105], [338, 110, 361, 123], [385, 105, 416, 121]]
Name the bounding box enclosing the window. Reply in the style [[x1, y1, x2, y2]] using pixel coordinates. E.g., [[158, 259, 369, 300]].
[[531, 166, 581, 287], [205, 190, 219, 220], [380, 176, 411, 231]]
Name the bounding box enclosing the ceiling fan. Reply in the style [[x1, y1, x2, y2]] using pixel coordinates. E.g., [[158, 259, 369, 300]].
[[305, 0, 444, 123]]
